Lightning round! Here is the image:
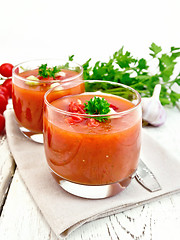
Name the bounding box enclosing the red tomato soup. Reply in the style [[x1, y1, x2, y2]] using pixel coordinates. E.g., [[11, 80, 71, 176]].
[[43, 93, 142, 186], [12, 69, 84, 133]]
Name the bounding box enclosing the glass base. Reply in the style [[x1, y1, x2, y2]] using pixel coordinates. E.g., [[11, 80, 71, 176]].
[[51, 171, 132, 199], [19, 126, 43, 144]]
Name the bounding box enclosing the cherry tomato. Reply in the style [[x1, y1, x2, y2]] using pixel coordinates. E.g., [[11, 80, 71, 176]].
[[0, 94, 8, 114], [0, 113, 5, 134], [2, 78, 12, 98], [0, 63, 14, 78], [0, 86, 9, 100]]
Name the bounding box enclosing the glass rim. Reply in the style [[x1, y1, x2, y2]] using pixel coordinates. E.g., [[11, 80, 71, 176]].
[[12, 58, 83, 84], [44, 80, 141, 118]]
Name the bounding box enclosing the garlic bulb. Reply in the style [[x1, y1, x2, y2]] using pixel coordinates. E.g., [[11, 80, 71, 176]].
[[141, 84, 166, 126]]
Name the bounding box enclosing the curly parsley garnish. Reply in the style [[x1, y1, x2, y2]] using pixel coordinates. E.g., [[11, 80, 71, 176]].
[[38, 64, 61, 79], [84, 97, 110, 122]]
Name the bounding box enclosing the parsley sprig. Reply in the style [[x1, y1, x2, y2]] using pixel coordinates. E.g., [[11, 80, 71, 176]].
[[69, 43, 180, 106], [38, 64, 61, 79], [84, 97, 110, 122]]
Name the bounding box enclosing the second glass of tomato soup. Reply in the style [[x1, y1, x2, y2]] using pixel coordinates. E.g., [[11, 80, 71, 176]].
[[12, 59, 84, 143], [43, 80, 142, 199]]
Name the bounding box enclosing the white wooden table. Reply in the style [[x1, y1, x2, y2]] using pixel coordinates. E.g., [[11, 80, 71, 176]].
[[0, 107, 180, 240]]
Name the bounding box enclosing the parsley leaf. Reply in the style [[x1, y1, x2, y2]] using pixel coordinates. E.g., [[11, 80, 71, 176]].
[[84, 97, 110, 122], [149, 43, 162, 57]]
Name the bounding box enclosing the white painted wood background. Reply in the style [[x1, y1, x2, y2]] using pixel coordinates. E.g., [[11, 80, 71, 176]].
[[0, 107, 180, 240]]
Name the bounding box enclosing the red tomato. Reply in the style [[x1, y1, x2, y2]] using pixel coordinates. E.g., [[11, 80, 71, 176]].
[[14, 67, 19, 74], [38, 76, 54, 81], [109, 104, 118, 110], [0, 94, 8, 114], [2, 78, 12, 98], [87, 118, 99, 127], [69, 101, 85, 114], [0, 86, 9, 100], [0, 63, 14, 78], [69, 101, 79, 112], [65, 116, 83, 124], [0, 113, 5, 134]]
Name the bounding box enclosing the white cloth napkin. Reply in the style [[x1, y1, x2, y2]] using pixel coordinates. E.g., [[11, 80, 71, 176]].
[[4, 109, 180, 239]]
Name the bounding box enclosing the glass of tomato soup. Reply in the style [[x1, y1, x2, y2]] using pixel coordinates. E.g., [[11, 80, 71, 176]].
[[12, 59, 84, 143], [44, 80, 142, 199]]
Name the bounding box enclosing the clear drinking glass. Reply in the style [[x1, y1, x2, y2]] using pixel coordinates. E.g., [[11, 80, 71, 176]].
[[43, 80, 142, 199], [12, 59, 83, 143]]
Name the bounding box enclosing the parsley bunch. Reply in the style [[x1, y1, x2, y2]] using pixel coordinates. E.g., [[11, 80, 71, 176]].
[[70, 43, 180, 106], [38, 64, 61, 79], [84, 97, 110, 122]]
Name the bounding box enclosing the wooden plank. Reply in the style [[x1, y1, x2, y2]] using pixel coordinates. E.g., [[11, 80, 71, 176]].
[[0, 170, 180, 240], [0, 170, 58, 240], [0, 134, 15, 210]]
